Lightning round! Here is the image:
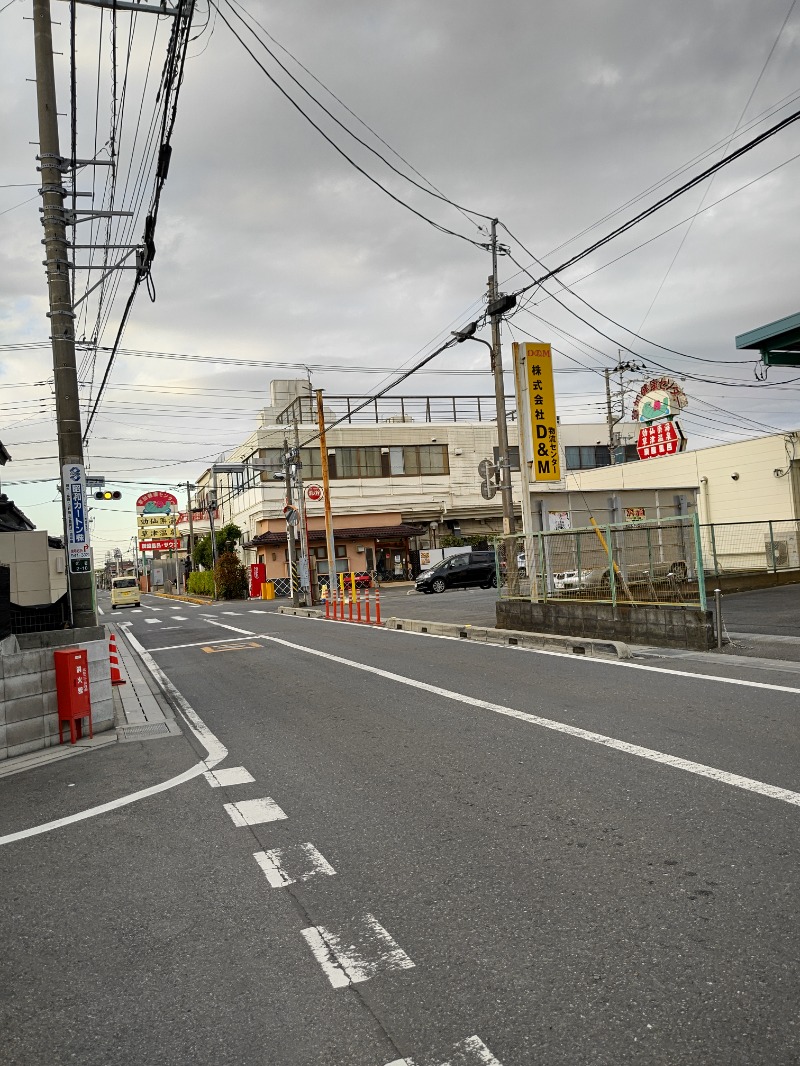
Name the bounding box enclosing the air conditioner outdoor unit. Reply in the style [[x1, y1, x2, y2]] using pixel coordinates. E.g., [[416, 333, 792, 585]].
[[765, 530, 800, 570]]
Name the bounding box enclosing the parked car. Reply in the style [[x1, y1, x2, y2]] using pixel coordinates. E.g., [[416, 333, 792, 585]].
[[553, 568, 592, 590], [415, 551, 497, 594], [582, 559, 689, 591]]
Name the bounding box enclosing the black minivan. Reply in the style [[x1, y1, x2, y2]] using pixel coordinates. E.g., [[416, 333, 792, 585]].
[[415, 551, 497, 594]]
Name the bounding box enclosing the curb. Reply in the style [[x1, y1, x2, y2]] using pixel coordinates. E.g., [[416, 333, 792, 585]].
[[277, 606, 323, 619], [383, 617, 630, 660]]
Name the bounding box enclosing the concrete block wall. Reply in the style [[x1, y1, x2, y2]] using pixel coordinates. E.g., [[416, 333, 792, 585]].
[[0, 627, 114, 761], [496, 599, 715, 651]]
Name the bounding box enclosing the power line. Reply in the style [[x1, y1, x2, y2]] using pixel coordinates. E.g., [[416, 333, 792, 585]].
[[512, 104, 800, 297], [208, 0, 488, 251]]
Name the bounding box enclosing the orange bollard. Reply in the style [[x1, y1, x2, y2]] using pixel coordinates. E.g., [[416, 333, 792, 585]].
[[375, 588, 381, 626], [348, 596, 353, 622], [356, 593, 362, 623], [325, 596, 330, 620], [109, 633, 127, 687], [365, 592, 371, 625]]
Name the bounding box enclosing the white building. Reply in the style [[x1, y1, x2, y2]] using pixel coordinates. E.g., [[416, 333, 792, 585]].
[[184, 378, 639, 585]]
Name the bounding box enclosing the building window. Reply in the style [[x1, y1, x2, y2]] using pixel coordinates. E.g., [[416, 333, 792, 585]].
[[335, 446, 383, 478], [565, 445, 612, 470], [259, 448, 284, 482], [388, 444, 449, 477], [492, 446, 520, 471]]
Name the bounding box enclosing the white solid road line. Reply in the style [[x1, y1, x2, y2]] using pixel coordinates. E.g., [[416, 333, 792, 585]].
[[0, 630, 230, 847], [388, 624, 800, 695], [97, 606, 105, 616], [223, 797, 287, 827], [301, 913, 415, 988], [204, 766, 255, 788], [263, 633, 800, 809], [384, 1035, 503, 1066], [253, 843, 336, 887]]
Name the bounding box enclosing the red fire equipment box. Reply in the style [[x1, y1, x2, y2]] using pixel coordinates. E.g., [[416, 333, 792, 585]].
[[249, 562, 267, 599], [54, 648, 93, 744]]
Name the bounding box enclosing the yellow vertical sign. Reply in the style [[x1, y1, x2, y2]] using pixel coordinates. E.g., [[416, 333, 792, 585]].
[[524, 343, 560, 481]]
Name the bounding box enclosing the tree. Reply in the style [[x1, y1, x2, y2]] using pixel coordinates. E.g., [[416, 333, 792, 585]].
[[192, 522, 242, 570], [214, 551, 248, 600]]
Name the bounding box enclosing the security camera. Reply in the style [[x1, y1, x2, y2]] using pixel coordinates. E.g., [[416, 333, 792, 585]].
[[731, 472, 739, 480]]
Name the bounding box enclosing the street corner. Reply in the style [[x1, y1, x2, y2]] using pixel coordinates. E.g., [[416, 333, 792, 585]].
[[0, 728, 203, 849]]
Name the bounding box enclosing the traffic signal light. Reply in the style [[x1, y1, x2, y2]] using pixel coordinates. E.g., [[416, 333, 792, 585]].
[[94, 490, 122, 500]]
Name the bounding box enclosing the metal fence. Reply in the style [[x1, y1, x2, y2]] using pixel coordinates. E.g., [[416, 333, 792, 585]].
[[496, 514, 706, 608], [699, 520, 800, 576]]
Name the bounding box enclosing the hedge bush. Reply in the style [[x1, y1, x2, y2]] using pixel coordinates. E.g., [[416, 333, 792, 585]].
[[187, 570, 215, 596]]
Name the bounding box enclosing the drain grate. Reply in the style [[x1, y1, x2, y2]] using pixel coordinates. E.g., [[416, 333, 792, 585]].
[[118, 722, 173, 742]]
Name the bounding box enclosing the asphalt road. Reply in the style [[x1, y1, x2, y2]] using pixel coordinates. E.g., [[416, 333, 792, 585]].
[[2, 591, 799, 1065]]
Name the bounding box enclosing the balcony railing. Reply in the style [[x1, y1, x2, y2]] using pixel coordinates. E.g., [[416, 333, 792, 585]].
[[274, 395, 515, 427]]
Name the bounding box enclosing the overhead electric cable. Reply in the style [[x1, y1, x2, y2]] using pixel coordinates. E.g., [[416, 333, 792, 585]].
[[635, 0, 798, 333], [513, 105, 800, 296], [208, 0, 487, 250], [222, 0, 492, 225]]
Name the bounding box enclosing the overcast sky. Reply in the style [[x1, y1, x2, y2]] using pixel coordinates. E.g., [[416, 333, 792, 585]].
[[2, 0, 800, 556]]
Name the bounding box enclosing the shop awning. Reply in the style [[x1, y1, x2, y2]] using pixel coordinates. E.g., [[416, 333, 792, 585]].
[[245, 522, 425, 548]]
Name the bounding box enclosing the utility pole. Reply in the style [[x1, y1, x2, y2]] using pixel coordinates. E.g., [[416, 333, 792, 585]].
[[185, 481, 195, 563], [292, 423, 312, 605], [32, 0, 96, 627], [604, 367, 617, 464], [316, 389, 337, 597], [283, 439, 300, 607], [605, 358, 645, 464], [488, 219, 517, 540]]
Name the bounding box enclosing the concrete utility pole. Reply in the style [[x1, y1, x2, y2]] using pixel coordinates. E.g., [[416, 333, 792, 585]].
[[488, 219, 517, 540], [605, 358, 644, 464], [32, 0, 96, 627], [604, 367, 617, 464], [184, 481, 195, 562], [292, 423, 311, 605], [283, 440, 300, 607], [316, 389, 337, 596]]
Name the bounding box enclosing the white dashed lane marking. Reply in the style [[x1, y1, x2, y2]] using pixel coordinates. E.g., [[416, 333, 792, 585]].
[[172, 615, 188, 620], [144, 618, 161, 625], [254, 843, 336, 887], [384, 1035, 503, 1066], [223, 797, 287, 827], [301, 913, 415, 988], [204, 767, 255, 788]]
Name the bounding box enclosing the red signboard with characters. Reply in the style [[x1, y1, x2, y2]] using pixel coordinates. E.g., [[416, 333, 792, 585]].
[[306, 484, 323, 502], [249, 562, 267, 598], [138, 538, 182, 551], [636, 421, 686, 460]]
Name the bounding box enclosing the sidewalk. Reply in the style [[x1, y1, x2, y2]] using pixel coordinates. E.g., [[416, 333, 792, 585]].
[[0, 625, 182, 780], [111, 627, 184, 742]]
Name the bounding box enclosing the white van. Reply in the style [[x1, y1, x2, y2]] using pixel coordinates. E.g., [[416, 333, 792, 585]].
[[110, 576, 141, 609]]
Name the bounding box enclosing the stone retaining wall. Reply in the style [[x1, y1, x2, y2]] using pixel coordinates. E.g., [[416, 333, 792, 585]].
[[1, 626, 115, 761], [497, 600, 715, 651]]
